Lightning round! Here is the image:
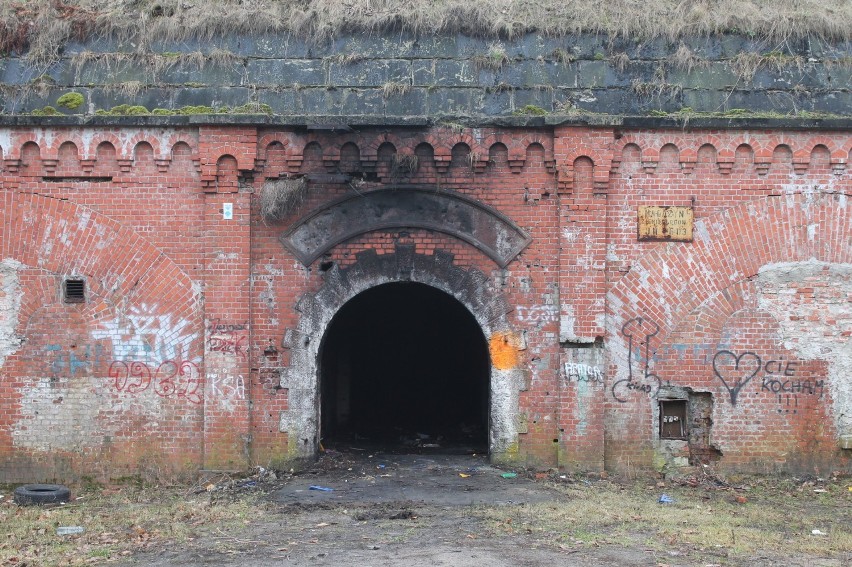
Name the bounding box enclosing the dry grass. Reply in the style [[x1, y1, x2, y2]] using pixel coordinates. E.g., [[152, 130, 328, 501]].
[[1, 1, 850, 64], [0, 485, 258, 566], [260, 176, 308, 222], [479, 477, 852, 562]]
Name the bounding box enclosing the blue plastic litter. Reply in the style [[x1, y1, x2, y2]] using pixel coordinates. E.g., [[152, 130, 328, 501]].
[[309, 485, 334, 492], [659, 494, 674, 504]]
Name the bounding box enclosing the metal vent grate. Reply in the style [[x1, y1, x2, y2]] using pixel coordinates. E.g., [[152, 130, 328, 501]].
[[64, 278, 85, 303]]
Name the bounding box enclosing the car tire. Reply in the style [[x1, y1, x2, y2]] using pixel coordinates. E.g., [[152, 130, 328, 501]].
[[13, 484, 71, 505]]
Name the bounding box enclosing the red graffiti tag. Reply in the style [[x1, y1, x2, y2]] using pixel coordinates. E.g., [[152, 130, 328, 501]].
[[107, 360, 202, 404], [208, 334, 247, 358]]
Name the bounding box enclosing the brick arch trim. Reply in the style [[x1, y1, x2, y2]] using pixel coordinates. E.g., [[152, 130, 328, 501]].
[[1, 192, 202, 362], [278, 244, 524, 463], [607, 190, 851, 381], [279, 187, 532, 268]]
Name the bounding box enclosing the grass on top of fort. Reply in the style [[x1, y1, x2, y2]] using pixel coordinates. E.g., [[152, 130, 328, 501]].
[[1, 1, 850, 65]]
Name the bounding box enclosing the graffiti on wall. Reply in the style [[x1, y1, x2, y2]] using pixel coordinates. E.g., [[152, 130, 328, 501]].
[[516, 305, 559, 324], [92, 304, 200, 364], [44, 343, 107, 377], [612, 317, 662, 402], [564, 362, 604, 383], [108, 360, 202, 404], [207, 373, 246, 412], [207, 319, 248, 359], [713, 350, 823, 409]]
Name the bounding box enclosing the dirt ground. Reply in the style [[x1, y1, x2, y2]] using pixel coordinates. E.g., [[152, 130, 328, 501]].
[[4, 449, 851, 566]]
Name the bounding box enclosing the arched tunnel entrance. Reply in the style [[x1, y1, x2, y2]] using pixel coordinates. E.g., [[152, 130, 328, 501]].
[[319, 282, 490, 453]]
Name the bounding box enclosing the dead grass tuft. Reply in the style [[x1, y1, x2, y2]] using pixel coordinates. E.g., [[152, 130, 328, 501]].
[[391, 153, 419, 176], [260, 176, 308, 222], [382, 81, 411, 98], [669, 43, 706, 73], [6, 1, 845, 66]]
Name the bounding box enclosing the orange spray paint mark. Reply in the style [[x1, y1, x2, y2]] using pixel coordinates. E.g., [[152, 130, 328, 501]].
[[489, 331, 521, 370]]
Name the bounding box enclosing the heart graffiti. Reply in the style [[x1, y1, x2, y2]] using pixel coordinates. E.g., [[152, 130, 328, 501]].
[[712, 350, 762, 406]]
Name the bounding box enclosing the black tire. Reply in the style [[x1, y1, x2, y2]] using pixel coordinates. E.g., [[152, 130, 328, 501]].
[[13, 484, 71, 505]]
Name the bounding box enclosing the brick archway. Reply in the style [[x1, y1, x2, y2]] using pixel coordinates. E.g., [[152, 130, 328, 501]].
[[279, 244, 525, 463]]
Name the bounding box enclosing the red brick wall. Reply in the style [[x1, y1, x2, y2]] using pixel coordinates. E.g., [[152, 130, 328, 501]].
[[0, 124, 849, 481]]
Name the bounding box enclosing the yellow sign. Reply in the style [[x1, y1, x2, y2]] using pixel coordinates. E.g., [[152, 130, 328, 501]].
[[637, 206, 693, 242]]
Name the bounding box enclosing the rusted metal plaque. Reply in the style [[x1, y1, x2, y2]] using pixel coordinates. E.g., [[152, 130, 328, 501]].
[[637, 206, 693, 242]]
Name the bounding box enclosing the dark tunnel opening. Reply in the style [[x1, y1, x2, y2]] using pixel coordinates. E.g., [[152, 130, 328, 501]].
[[319, 282, 490, 453]]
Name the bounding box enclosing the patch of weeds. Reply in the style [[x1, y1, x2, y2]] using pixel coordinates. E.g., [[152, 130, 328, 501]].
[[80, 475, 104, 492], [382, 81, 411, 98], [231, 102, 273, 114], [669, 43, 706, 73], [260, 176, 308, 222], [152, 108, 175, 115], [610, 52, 630, 72], [57, 92, 85, 110], [551, 48, 575, 65], [593, 52, 606, 61], [28, 74, 55, 97], [731, 50, 805, 82], [0, 485, 260, 566], [391, 154, 419, 176], [439, 121, 466, 133], [473, 41, 509, 71], [96, 104, 150, 116], [30, 105, 63, 116], [174, 105, 216, 115], [183, 82, 207, 88], [513, 105, 548, 116], [631, 79, 681, 98]]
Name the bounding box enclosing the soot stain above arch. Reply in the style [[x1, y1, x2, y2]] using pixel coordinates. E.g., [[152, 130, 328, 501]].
[[279, 187, 532, 268]]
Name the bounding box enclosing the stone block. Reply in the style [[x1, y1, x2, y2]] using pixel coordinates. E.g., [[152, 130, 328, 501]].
[[88, 87, 175, 112], [578, 60, 658, 89], [383, 87, 428, 116], [245, 59, 326, 87], [335, 87, 387, 116], [427, 87, 482, 116], [413, 60, 479, 87], [333, 35, 418, 59], [173, 87, 252, 109], [480, 89, 513, 116], [496, 60, 552, 87], [409, 36, 464, 58], [512, 88, 554, 114], [158, 61, 247, 87], [76, 58, 152, 85], [811, 90, 852, 115], [750, 63, 831, 90], [256, 88, 299, 114], [668, 62, 740, 90], [328, 59, 411, 87]]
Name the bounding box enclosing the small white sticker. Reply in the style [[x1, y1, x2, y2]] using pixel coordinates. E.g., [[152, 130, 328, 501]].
[[223, 203, 233, 220]]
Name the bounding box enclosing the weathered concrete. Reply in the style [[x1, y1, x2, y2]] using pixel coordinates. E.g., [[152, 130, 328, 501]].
[[2, 32, 849, 118]]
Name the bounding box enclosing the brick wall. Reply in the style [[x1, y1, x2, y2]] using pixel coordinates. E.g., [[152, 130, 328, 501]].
[[0, 122, 849, 481]]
